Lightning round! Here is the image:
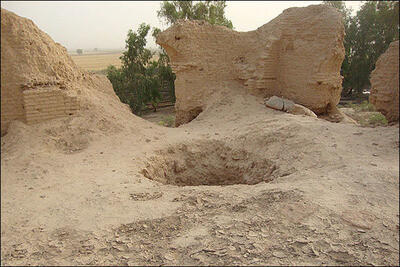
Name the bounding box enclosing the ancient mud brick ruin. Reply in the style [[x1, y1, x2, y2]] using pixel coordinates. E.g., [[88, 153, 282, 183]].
[[157, 5, 345, 126], [370, 40, 399, 122], [1, 8, 84, 135]]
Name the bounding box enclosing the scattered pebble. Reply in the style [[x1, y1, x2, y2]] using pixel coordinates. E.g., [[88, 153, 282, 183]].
[[272, 251, 286, 258]]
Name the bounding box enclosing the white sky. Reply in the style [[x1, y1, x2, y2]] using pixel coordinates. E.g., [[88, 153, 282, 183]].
[[1, 1, 363, 51]]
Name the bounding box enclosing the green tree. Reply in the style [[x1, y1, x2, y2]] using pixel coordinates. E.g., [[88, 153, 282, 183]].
[[157, 0, 233, 29], [152, 27, 176, 102], [106, 23, 161, 115], [348, 1, 398, 96], [76, 48, 83, 55], [324, 1, 399, 97]]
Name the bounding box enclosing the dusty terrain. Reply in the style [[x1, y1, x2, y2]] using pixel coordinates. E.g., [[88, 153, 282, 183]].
[[1, 90, 399, 266], [1, 6, 399, 266]]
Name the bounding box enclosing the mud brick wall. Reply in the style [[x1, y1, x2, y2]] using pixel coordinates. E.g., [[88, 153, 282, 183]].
[[1, 84, 25, 135], [157, 5, 345, 126], [23, 88, 79, 124]]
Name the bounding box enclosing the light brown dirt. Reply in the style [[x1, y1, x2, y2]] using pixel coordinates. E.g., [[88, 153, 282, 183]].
[[1, 7, 399, 267], [370, 40, 399, 122]]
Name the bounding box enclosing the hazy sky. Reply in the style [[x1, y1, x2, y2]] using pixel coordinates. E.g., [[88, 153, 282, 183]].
[[1, 1, 363, 51]]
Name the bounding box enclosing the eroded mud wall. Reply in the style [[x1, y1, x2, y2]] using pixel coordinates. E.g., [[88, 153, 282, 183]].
[[370, 40, 399, 122], [157, 5, 345, 126]]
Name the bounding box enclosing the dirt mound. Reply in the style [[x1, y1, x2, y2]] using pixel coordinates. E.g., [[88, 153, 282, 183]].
[[1, 8, 148, 152], [370, 40, 399, 122], [157, 4, 345, 126]]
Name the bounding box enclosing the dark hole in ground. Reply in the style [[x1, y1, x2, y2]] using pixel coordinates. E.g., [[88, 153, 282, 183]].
[[141, 139, 277, 186]]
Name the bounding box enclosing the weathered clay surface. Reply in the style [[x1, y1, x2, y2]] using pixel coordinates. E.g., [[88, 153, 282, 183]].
[[369, 40, 399, 122], [157, 4, 345, 126], [1, 8, 83, 135]]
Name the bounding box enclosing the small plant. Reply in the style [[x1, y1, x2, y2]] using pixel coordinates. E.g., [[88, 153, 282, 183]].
[[158, 115, 175, 127], [358, 100, 375, 112], [368, 113, 388, 127], [344, 100, 375, 112]]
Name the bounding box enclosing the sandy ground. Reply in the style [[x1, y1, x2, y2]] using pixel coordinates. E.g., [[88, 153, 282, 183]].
[[141, 106, 175, 125], [1, 91, 399, 266]]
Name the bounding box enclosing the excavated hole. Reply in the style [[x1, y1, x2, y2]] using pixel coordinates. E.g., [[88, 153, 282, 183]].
[[141, 140, 277, 186]]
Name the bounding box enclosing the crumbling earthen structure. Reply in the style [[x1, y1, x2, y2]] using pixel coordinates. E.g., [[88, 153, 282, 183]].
[[1, 8, 85, 135], [369, 40, 399, 122], [156, 5, 345, 126]]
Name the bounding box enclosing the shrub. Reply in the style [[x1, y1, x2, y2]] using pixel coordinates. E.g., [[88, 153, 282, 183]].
[[107, 23, 176, 115], [158, 115, 175, 127], [368, 113, 388, 126]]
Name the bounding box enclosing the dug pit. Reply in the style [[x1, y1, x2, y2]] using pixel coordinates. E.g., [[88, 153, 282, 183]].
[[141, 139, 277, 186]]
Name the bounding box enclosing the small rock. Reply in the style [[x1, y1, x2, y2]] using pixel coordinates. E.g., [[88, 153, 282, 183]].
[[295, 238, 309, 244], [248, 231, 257, 237], [164, 254, 174, 261], [357, 229, 366, 233], [272, 251, 286, 258], [372, 153, 378, 157]]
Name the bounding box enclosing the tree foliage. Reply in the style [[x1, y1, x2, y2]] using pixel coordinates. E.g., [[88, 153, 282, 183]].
[[152, 27, 176, 102], [323, 1, 399, 97], [157, 0, 233, 29], [106, 23, 163, 115]]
